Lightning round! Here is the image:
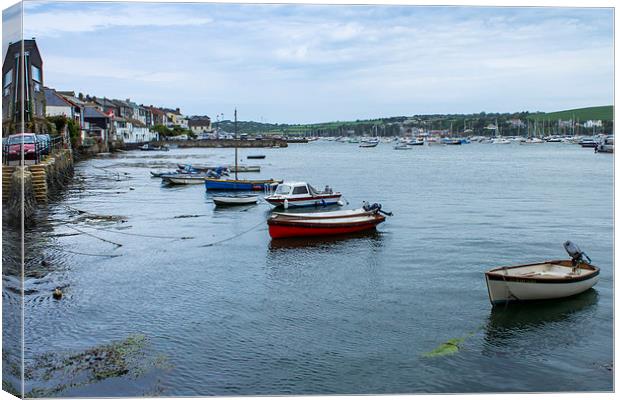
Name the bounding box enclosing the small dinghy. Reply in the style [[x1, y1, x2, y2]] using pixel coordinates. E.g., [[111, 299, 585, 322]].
[[394, 144, 412, 150], [268, 202, 392, 239], [485, 241, 600, 305], [213, 194, 259, 206], [161, 174, 208, 185], [247, 155, 266, 159]]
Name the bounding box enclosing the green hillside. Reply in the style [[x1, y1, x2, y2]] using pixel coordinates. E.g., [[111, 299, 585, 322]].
[[528, 105, 613, 122]]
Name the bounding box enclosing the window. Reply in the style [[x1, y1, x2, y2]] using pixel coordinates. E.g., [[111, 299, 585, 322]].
[[292, 185, 309, 195], [31, 65, 41, 82], [3, 69, 12, 96], [31, 65, 41, 92], [275, 185, 291, 195]]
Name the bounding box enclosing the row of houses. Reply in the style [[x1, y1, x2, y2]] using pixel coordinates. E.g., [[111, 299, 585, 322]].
[[44, 88, 215, 146], [2, 39, 214, 148]]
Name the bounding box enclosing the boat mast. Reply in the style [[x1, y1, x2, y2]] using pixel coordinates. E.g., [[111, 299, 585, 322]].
[[234, 108, 238, 180]]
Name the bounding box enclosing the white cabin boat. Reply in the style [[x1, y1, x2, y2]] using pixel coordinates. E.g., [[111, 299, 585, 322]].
[[265, 182, 342, 208]]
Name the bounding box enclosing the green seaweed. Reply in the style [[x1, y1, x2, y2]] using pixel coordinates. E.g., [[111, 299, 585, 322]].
[[423, 330, 479, 358], [24, 334, 171, 397], [423, 337, 465, 357]]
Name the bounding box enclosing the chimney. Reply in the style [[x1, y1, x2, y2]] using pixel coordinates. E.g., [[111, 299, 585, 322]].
[[176, 108, 180, 113]]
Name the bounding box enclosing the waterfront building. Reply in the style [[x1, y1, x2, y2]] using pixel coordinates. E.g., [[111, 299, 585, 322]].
[[584, 120, 603, 128], [148, 106, 167, 126], [44, 87, 73, 118], [189, 115, 212, 135], [57, 91, 87, 144], [2, 39, 47, 134], [83, 105, 111, 145]]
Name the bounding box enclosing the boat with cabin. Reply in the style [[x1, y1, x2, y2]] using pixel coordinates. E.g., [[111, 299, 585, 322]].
[[265, 182, 342, 208]]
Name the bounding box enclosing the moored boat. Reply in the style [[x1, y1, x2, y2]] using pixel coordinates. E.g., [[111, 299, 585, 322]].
[[247, 155, 266, 159], [265, 182, 342, 208], [484, 241, 599, 305], [212, 194, 259, 206], [162, 173, 209, 185], [393, 144, 412, 150], [359, 140, 379, 148], [205, 178, 282, 191], [267, 202, 391, 239]]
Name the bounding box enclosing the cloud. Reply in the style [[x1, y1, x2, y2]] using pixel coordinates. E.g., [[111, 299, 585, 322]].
[[2, 2, 21, 60], [23, 2, 212, 36], [21, 3, 614, 123]]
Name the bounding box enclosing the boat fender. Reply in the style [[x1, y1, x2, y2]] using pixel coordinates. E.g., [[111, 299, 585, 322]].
[[284, 199, 289, 209], [321, 199, 326, 207]]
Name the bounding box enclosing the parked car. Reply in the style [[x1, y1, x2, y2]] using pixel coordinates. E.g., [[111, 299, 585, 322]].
[[36, 134, 51, 155], [5, 133, 39, 165]]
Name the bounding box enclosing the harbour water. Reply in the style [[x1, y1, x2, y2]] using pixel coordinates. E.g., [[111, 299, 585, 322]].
[[3, 141, 613, 395]]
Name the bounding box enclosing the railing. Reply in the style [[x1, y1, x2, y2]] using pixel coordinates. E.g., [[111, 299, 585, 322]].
[[2, 135, 65, 166]]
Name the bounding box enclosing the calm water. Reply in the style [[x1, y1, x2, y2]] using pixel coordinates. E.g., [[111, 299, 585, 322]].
[[3, 141, 614, 396]]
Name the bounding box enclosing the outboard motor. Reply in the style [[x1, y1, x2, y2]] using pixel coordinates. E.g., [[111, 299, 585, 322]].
[[563, 240, 591, 267], [362, 202, 393, 216]]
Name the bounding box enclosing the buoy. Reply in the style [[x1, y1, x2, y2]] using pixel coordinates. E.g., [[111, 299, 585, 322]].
[[53, 288, 63, 300]]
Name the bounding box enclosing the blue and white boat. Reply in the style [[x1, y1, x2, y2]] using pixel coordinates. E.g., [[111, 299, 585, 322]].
[[205, 178, 281, 191]]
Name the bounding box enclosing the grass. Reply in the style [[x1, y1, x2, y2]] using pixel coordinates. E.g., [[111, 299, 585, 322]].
[[528, 105, 613, 122]]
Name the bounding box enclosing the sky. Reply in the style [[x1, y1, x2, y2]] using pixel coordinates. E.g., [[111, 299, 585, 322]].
[[1, 1, 614, 123]]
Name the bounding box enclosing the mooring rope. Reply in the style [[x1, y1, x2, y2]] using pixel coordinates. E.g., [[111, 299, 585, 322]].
[[60, 249, 122, 258], [200, 219, 265, 247], [65, 225, 123, 247]]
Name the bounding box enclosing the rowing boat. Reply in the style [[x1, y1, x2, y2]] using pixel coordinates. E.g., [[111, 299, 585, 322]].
[[485, 241, 599, 305], [212, 194, 259, 206]]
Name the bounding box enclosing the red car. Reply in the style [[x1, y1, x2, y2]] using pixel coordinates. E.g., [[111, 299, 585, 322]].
[[5, 133, 39, 165]]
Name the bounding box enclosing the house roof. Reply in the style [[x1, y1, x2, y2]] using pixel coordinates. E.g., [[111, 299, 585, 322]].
[[84, 106, 110, 119], [148, 107, 166, 116], [189, 117, 211, 127], [44, 88, 73, 108]]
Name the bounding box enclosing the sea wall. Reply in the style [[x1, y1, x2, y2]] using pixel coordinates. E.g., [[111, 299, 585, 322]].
[[2, 148, 74, 225], [154, 139, 289, 148]]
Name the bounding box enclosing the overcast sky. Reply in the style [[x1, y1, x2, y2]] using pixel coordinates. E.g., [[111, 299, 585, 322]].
[[2, 1, 614, 123]]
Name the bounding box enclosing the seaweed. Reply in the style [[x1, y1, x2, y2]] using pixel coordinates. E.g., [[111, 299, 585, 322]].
[[24, 334, 171, 397]]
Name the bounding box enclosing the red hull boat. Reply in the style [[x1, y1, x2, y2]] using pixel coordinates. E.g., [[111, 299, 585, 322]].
[[268, 210, 386, 239]]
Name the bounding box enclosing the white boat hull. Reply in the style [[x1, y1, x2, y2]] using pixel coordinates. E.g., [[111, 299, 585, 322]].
[[213, 195, 258, 205], [486, 275, 598, 304], [164, 177, 206, 184], [265, 197, 342, 208], [485, 260, 599, 305]]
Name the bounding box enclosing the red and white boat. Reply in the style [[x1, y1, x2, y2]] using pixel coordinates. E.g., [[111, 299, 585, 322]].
[[265, 182, 342, 208], [267, 204, 390, 239]]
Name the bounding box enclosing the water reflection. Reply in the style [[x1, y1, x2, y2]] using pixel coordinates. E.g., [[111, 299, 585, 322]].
[[483, 289, 599, 353], [268, 230, 383, 251]]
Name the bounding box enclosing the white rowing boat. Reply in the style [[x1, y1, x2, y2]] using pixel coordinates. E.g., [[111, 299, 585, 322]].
[[212, 194, 259, 206], [485, 241, 599, 305]]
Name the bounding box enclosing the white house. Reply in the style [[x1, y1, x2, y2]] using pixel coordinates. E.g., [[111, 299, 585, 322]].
[[44, 87, 73, 117], [584, 120, 603, 128]]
